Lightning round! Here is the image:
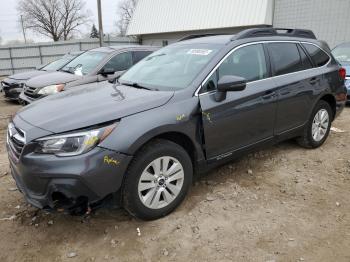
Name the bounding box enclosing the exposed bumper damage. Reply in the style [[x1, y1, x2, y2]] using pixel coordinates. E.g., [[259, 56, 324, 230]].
[[8, 145, 132, 214]]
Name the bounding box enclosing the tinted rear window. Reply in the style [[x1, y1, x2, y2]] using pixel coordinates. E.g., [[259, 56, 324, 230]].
[[268, 43, 305, 76], [302, 43, 330, 67]]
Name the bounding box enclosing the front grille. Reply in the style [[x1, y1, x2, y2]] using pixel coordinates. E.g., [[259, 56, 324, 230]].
[[24, 85, 40, 98], [7, 123, 25, 160]]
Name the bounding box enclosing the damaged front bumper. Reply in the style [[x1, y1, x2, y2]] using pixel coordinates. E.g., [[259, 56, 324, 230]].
[[3, 87, 23, 100], [8, 145, 132, 214]]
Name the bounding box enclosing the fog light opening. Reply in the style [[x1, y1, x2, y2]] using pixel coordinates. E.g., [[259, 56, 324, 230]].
[[52, 191, 72, 208], [51, 192, 90, 215]]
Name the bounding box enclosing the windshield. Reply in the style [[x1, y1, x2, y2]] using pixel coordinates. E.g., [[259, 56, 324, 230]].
[[332, 43, 350, 63], [61, 51, 107, 75], [41, 54, 78, 71], [119, 44, 221, 91]]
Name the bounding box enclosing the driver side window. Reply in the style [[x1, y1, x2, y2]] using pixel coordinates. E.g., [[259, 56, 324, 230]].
[[202, 44, 267, 93], [103, 52, 133, 72]]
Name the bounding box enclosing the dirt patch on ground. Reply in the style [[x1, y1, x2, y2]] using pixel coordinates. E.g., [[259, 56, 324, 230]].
[[0, 97, 349, 262]]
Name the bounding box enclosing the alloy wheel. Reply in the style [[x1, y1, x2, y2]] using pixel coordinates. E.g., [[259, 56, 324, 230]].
[[138, 156, 184, 209], [311, 109, 329, 142]]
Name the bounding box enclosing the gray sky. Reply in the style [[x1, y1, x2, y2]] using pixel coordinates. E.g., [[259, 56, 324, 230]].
[[0, 0, 123, 43]]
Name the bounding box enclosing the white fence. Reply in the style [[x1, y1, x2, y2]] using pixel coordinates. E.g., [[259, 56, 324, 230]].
[[0, 37, 139, 76]]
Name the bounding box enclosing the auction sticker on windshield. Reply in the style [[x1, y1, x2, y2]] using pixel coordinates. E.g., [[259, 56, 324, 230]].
[[187, 49, 213, 56]]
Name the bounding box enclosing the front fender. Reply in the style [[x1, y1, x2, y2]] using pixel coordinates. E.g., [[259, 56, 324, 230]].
[[99, 97, 204, 160]]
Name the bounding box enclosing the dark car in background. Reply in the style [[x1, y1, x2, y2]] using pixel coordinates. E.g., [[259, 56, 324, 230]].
[[19, 46, 158, 104], [7, 28, 347, 220], [0, 51, 83, 101], [332, 42, 350, 103]]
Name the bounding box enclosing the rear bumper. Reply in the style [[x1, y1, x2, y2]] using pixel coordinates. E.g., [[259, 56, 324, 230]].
[[8, 144, 132, 212], [335, 99, 346, 119]]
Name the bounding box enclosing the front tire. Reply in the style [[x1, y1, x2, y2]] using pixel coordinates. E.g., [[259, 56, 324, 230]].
[[297, 100, 332, 148], [123, 139, 193, 220]]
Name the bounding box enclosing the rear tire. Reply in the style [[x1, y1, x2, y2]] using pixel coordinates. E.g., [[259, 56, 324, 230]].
[[123, 139, 193, 220], [297, 100, 332, 148]]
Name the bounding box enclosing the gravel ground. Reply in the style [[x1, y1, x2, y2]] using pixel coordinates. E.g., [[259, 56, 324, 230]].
[[0, 97, 349, 262]]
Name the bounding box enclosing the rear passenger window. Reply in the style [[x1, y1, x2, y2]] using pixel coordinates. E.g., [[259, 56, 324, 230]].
[[302, 43, 330, 67], [268, 43, 304, 76]]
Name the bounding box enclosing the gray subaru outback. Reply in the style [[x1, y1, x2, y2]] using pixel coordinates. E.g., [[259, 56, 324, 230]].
[[7, 28, 347, 220]]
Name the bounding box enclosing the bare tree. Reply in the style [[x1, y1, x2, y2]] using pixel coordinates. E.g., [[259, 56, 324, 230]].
[[17, 0, 91, 41], [115, 0, 137, 36]]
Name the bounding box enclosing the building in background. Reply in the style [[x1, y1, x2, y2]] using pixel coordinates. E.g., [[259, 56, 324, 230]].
[[127, 0, 274, 46], [127, 0, 350, 48], [273, 0, 350, 48]]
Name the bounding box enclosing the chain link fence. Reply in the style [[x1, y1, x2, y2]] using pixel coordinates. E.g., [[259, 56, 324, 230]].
[[0, 37, 139, 76]]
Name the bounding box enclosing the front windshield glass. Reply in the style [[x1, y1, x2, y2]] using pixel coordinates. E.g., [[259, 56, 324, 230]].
[[119, 44, 221, 91], [42, 54, 77, 71], [332, 43, 350, 63], [61, 51, 107, 75]]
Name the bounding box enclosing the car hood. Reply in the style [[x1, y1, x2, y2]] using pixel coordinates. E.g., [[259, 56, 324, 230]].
[[8, 70, 47, 81], [17, 81, 174, 134], [25, 71, 81, 88]]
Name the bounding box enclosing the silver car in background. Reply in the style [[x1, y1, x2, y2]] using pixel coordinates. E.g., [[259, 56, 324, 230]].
[[1, 51, 83, 101]]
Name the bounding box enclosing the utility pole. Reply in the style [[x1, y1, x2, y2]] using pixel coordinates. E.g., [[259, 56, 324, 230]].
[[20, 15, 27, 44], [97, 0, 104, 47]]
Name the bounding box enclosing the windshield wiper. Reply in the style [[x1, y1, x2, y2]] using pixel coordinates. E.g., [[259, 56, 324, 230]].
[[122, 82, 158, 91], [60, 67, 74, 74], [146, 53, 166, 61]]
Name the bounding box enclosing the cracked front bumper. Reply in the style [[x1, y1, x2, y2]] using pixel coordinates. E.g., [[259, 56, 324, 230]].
[[8, 145, 132, 211]]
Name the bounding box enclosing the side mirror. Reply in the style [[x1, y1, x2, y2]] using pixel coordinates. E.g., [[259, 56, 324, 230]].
[[108, 71, 125, 84], [217, 75, 246, 92], [215, 75, 246, 101], [100, 67, 115, 76]]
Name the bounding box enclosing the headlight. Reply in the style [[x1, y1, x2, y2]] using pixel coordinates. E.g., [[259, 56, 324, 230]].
[[35, 123, 117, 156], [38, 84, 65, 95]]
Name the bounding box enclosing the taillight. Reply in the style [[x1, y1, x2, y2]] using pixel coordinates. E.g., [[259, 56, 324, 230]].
[[339, 67, 346, 80]]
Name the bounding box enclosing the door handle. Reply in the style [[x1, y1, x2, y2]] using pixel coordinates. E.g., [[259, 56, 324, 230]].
[[262, 91, 276, 100], [309, 77, 319, 85]]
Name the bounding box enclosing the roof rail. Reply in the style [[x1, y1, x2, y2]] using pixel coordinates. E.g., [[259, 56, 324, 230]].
[[178, 33, 224, 42], [233, 28, 317, 41]]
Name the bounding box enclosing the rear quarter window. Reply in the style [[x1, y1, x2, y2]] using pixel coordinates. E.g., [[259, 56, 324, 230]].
[[302, 43, 330, 67]]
